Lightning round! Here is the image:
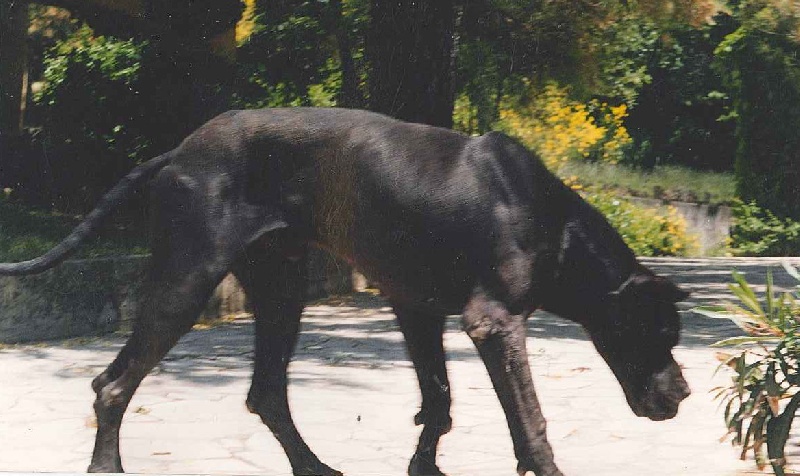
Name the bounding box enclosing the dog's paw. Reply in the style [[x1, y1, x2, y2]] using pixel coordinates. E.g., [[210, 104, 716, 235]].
[[408, 454, 446, 476], [293, 462, 343, 476], [516, 460, 563, 476], [87, 461, 124, 473]]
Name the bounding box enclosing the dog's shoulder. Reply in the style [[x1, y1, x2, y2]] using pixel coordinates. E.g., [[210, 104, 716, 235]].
[[465, 131, 570, 205]]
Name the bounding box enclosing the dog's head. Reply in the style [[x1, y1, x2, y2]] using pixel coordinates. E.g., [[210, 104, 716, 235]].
[[585, 272, 691, 421]]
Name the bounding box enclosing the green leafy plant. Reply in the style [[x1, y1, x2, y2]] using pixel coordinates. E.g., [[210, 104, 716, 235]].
[[715, 1, 800, 218], [37, 25, 145, 150], [558, 160, 736, 205], [729, 201, 800, 257], [696, 264, 800, 475], [31, 25, 149, 211], [494, 82, 633, 169], [0, 197, 147, 262], [581, 189, 698, 256]]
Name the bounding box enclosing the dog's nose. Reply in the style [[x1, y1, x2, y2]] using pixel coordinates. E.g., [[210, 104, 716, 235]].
[[679, 380, 691, 400], [660, 360, 691, 402], [674, 374, 691, 401]]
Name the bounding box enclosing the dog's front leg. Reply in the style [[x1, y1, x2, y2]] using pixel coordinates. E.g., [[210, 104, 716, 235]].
[[461, 289, 564, 476], [394, 305, 451, 476]]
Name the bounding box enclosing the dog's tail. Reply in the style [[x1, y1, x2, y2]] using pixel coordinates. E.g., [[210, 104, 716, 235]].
[[0, 153, 173, 276]]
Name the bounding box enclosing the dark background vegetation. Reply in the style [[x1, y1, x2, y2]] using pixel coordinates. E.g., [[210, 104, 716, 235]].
[[0, 0, 799, 256]]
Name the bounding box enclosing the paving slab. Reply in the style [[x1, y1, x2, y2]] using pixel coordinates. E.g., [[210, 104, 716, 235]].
[[1, 257, 799, 475]]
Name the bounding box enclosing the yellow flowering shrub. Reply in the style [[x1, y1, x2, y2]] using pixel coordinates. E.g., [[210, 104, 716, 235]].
[[497, 83, 632, 169], [453, 92, 479, 135], [236, 0, 258, 45], [458, 83, 693, 257], [583, 189, 698, 257], [596, 102, 632, 164]]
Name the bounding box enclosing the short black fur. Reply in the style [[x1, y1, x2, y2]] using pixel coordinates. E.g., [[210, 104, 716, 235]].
[[0, 107, 690, 476]]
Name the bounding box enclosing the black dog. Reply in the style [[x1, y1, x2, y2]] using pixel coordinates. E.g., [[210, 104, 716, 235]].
[[0, 108, 690, 476]]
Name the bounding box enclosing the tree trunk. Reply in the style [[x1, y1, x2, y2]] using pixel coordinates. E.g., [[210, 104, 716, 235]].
[[138, 29, 238, 153], [367, 0, 456, 128], [332, 0, 363, 108], [0, 0, 29, 140]]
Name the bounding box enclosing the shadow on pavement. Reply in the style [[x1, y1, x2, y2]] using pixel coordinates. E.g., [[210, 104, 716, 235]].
[[5, 298, 739, 388], [7, 257, 798, 387]]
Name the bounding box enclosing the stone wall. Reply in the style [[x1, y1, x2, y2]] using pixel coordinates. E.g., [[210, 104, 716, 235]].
[[628, 197, 732, 256], [0, 249, 352, 343], [0, 257, 134, 343], [0, 196, 734, 343]]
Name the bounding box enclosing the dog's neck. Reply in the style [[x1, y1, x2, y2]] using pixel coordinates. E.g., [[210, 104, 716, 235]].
[[543, 198, 638, 323]]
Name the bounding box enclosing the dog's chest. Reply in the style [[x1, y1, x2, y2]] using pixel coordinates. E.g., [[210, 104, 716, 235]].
[[311, 152, 359, 258]]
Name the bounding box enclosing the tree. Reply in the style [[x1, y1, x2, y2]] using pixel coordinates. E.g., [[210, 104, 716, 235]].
[[622, 16, 737, 171], [452, 0, 719, 136], [332, 0, 365, 108], [3, 1, 243, 212], [0, 0, 30, 140], [367, 0, 456, 128], [716, 0, 800, 218], [239, 0, 350, 107], [14, 0, 242, 153]]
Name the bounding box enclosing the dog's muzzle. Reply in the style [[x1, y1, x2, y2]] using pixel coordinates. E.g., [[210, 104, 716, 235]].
[[628, 361, 691, 421]]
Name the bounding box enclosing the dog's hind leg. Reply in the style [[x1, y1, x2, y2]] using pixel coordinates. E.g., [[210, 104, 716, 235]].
[[88, 250, 233, 473], [232, 244, 342, 476], [88, 167, 283, 473], [394, 306, 451, 476]]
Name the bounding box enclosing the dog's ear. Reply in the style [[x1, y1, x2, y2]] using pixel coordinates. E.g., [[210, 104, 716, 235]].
[[609, 273, 649, 299], [645, 274, 690, 303], [658, 277, 690, 303], [610, 274, 690, 303]]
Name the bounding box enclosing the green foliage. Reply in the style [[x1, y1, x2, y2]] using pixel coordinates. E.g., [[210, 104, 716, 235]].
[[455, 0, 717, 123], [588, 12, 661, 107], [626, 17, 738, 171], [0, 197, 146, 262], [582, 189, 698, 256], [455, 0, 607, 134], [455, 2, 738, 174], [730, 202, 800, 257], [558, 161, 736, 205], [453, 40, 511, 134], [37, 26, 145, 150], [31, 25, 150, 211], [697, 265, 800, 475], [715, 1, 800, 218], [494, 83, 632, 169], [238, 7, 329, 106], [236, 0, 366, 108]]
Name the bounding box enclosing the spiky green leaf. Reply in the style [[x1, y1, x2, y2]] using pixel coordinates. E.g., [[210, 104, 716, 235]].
[[781, 261, 800, 283], [712, 336, 781, 347]]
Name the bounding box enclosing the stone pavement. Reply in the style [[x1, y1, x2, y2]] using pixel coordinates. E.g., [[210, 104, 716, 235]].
[[2, 257, 800, 476]]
